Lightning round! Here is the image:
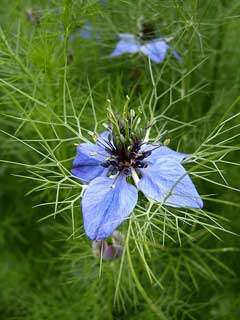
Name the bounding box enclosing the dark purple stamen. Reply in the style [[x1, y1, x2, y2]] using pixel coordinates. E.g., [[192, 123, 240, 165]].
[[134, 161, 148, 169], [97, 134, 117, 155], [99, 133, 152, 176], [143, 150, 152, 158], [100, 161, 111, 168], [110, 167, 119, 175], [123, 168, 131, 175], [135, 150, 152, 161]]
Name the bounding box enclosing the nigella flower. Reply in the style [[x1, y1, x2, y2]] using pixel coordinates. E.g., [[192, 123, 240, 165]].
[[59, 24, 99, 43], [71, 109, 203, 240], [111, 19, 180, 63], [78, 23, 94, 39], [111, 33, 180, 63]]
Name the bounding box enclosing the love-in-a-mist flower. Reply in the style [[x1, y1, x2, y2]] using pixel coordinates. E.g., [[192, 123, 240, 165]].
[[59, 24, 99, 43], [111, 19, 180, 63], [71, 106, 203, 240], [78, 23, 94, 39]]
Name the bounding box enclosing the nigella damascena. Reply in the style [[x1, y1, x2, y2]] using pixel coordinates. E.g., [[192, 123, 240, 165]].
[[111, 19, 181, 63], [71, 107, 202, 240]]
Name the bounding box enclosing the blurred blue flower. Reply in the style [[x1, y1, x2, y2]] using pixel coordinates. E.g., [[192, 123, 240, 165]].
[[111, 33, 180, 63], [59, 24, 98, 43], [71, 130, 203, 240], [78, 23, 93, 39]]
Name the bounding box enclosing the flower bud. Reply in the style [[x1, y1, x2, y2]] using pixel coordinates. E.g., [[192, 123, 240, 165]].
[[92, 231, 125, 261], [92, 240, 107, 257], [102, 245, 123, 261]]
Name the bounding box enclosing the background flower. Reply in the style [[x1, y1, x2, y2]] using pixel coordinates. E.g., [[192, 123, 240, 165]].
[[111, 33, 180, 63]]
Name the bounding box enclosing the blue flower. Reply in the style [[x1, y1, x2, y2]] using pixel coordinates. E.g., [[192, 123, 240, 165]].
[[71, 125, 203, 240], [111, 33, 181, 63], [78, 23, 94, 39], [59, 24, 99, 43]]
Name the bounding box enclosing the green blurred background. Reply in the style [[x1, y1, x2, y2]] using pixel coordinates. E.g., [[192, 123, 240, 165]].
[[0, 1, 240, 319]]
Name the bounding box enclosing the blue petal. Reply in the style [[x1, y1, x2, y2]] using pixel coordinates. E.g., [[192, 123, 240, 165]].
[[71, 143, 108, 183], [140, 145, 187, 165], [111, 34, 140, 56], [98, 130, 111, 140], [96, 130, 112, 146], [82, 175, 138, 240], [138, 158, 203, 208], [140, 39, 169, 63]]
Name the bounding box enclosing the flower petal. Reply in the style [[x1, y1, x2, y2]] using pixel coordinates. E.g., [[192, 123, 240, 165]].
[[98, 130, 111, 141], [96, 130, 113, 147], [79, 23, 93, 39], [111, 34, 140, 56], [138, 159, 203, 208], [71, 143, 108, 183], [140, 39, 169, 63], [140, 145, 187, 164], [82, 175, 138, 240]]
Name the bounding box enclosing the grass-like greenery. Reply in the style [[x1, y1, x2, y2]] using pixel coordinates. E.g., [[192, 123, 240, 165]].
[[0, 1, 240, 319]]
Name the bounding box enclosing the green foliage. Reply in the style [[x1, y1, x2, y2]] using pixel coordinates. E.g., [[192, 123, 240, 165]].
[[0, 0, 240, 319]]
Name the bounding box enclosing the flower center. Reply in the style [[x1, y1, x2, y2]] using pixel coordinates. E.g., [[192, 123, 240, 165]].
[[100, 138, 151, 176]]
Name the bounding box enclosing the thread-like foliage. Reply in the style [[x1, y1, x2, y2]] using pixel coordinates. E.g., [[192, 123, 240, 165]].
[[0, 1, 240, 319]]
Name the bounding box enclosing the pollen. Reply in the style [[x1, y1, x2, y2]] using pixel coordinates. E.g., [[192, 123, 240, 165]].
[[111, 184, 116, 189], [90, 152, 98, 156]]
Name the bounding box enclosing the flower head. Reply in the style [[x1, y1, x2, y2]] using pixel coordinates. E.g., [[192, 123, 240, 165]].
[[71, 107, 203, 240], [111, 33, 180, 64], [111, 19, 180, 63], [78, 23, 94, 39], [59, 23, 99, 43]]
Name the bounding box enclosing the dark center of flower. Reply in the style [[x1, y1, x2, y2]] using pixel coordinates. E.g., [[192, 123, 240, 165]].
[[96, 107, 157, 176], [138, 21, 156, 42], [100, 136, 151, 176]]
